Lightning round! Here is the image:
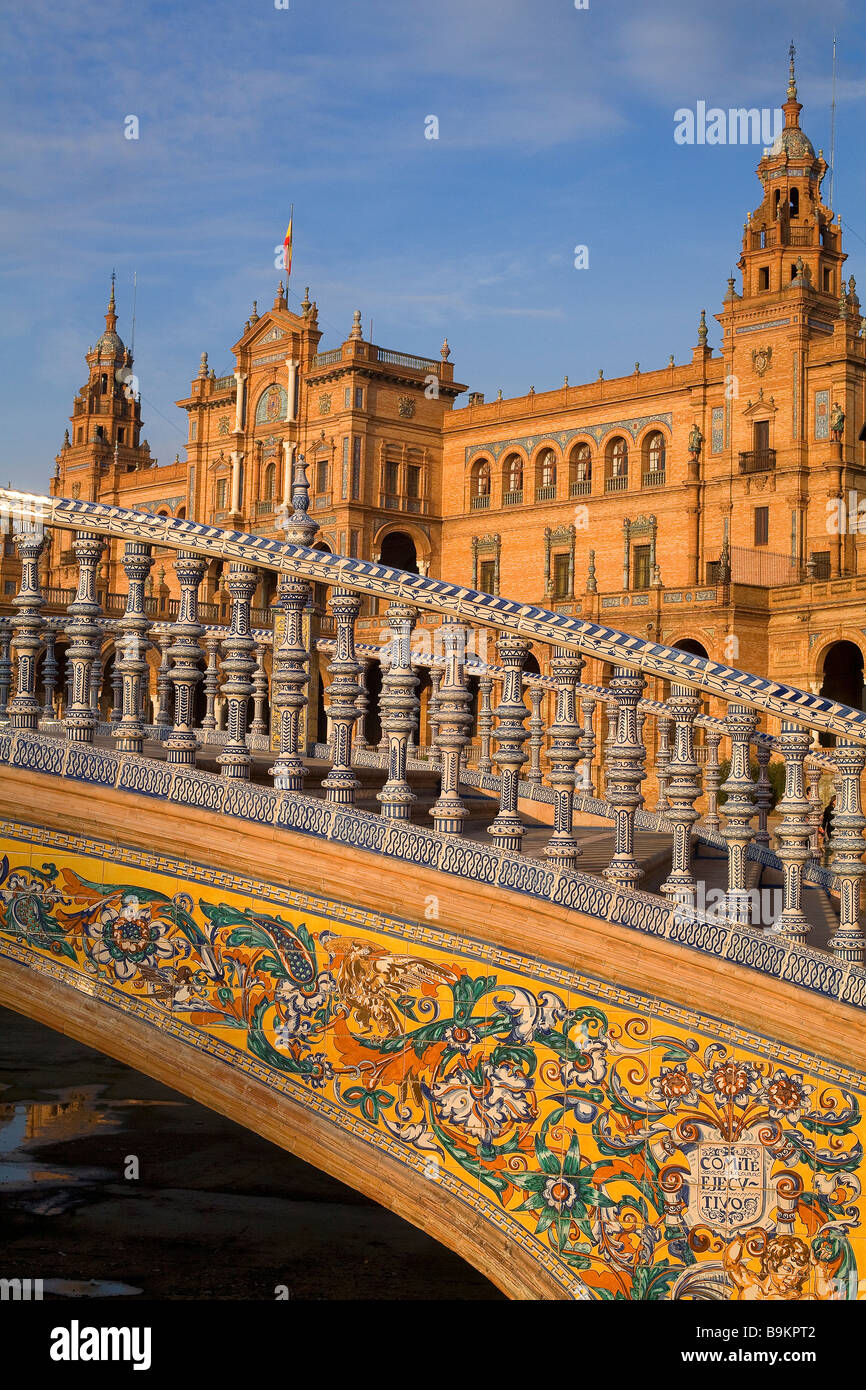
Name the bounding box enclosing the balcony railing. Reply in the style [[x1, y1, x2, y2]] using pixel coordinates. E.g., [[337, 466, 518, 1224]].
[[535, 484, 556, 502], [312, 349, 343, 367], [376, 348, 440, 374], [470, 494, 490, 510], [739, 450, 776, 475], [605, 473, 628, 493], [256, 500, 275, 516], [503, 490, 523, 506], [570, 478, 591, 497], [642, 469, 666, 488]]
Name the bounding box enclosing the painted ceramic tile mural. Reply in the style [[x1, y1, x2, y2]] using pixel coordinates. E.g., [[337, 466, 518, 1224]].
[[0, 822, 862, 1301]]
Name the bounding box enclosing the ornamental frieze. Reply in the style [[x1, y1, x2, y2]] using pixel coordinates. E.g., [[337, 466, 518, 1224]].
[[464, 414, 673, 464]]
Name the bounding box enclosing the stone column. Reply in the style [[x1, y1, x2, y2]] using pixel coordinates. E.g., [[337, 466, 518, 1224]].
[[217, 564, 257, 779], [8, 525, 46, 731], [113, 541, 154, 756], [720, 704, 759, 924], [155, 633, 173, 726], [0, 624, 12, 717], [354, 659, 370, 749], [165, 552, 207, 766], [702, 728, 723, 833], [377, 604, 419, 820], [287, 359, 298, 422], [64, 532, 103, 743], [477, 675, 494, 774], [526, 683, 545, 785], [579, 696, 596, 792], [233, 370, 246, 432], [603, 667, 647, 889], [430, 619, 472, 835], [230, 451, 243, 513], [322, 587, 362, 804], [282, 442, 294, 507], [659, 683, 701, 908], [41, 627, 58, 719], [545, 648, 585, 867], [89, 640, 103, 720], [827, 740, 866, 964], [487, 635, 530, 853], [772, 720, 812, 943], [250, 644, 269, 734], [269, 576, 311, 791], [753, 740, 773, 847], [201, 637, 220, 730]]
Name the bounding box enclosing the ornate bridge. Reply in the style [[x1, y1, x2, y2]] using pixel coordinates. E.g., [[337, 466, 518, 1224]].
[[0, 465, 863, 1301]]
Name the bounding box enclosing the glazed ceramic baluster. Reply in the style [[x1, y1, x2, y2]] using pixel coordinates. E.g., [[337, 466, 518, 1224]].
[[487, 635, 530, 853], [805, 761, 823, 858], [217, 564, 257, 779], [578, 696, 596, 792], [827, 740, 866, 965], [603, 667, 647, 889], [89, 641, 103, 720], [544, 648, 585, 867], [428, 666, 442, 766], [477, 675, 494, 774], [655, 712, 673, 813], [64, 532, 103, 743], [659, 684, 701, 908], [269, 576, 310, 792], [8, 525, 46, 731], [702, 728, 723, 833], [113, 541, 153, 755], [377, 604, 419, 820], [322, 587, 362, 804], [41, 627, 58, 719], [603, 694, 619, 800], [201, 637, 220, 730], [109, 660, 123, 723], [250, 645, 269, 735], [354, 659, 370, 750], [155, 633, 174, 726], [772, 721, 812, 943], [165, 551, 207, 766], [0, 625, 12, 717], [720, 704, 759, 924], [753, 741, 773, 847], [526, 683, 545, 786], [430, 619, 472, 835]]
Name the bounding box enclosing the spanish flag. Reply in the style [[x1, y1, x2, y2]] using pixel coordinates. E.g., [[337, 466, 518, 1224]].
[[283, 214, 293, 280]]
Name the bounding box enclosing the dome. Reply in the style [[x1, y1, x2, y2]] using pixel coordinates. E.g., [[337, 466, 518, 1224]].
[[95, 329, 124, 358], [769, 125, 815, 161]]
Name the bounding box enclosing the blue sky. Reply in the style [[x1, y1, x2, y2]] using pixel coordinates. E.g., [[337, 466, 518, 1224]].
[[1, 0, 864, 488]]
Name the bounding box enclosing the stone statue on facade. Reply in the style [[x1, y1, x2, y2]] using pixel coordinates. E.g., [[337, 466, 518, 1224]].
[[830, 402, 845, 441], [688, 424, 703, 460]]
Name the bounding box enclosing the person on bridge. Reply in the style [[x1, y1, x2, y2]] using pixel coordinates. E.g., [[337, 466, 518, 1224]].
[[821, 795, 836, 866]]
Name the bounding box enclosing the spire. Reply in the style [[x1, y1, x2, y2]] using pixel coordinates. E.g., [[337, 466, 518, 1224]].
[[697, 308, 708, 346], [782, 37, 803, 132], [349, 309, 363, 341], [105, 270, 118, 333], [787, 38, 797, 101]]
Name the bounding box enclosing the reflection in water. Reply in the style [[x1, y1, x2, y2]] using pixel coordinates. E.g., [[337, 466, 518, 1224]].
[[0, 1087, 181, 1188]]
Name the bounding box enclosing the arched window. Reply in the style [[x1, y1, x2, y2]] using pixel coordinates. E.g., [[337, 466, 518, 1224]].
[[789, 187, 799, 219], [264, 462, 276, 500], [537, 450, 556, 498], [605, 437, 628, 491], [471, 458, 491, 508], [570, 443, 592, 494], [503, 453, 523, 503], [644, 431, 665, 481]]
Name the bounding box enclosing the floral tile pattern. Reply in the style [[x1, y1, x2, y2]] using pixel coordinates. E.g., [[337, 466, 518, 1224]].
[[0, 821, 862, 1302]]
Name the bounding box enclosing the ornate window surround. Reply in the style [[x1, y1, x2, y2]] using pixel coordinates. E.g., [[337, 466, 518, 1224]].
[[622, 514, 657, 591], [544, 524, 576, 598], [471, 533, 501, 594]]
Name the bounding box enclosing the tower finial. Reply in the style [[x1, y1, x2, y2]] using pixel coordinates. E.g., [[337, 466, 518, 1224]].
[[787, 38, 797, 101]]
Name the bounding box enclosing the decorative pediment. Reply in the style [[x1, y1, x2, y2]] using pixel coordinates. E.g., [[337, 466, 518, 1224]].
[[742, 389, 777, 419]]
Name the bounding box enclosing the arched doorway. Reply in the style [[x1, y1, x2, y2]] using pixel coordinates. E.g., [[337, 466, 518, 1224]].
[[818, 640, 865, 746], [379, 531, 418, 574]]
